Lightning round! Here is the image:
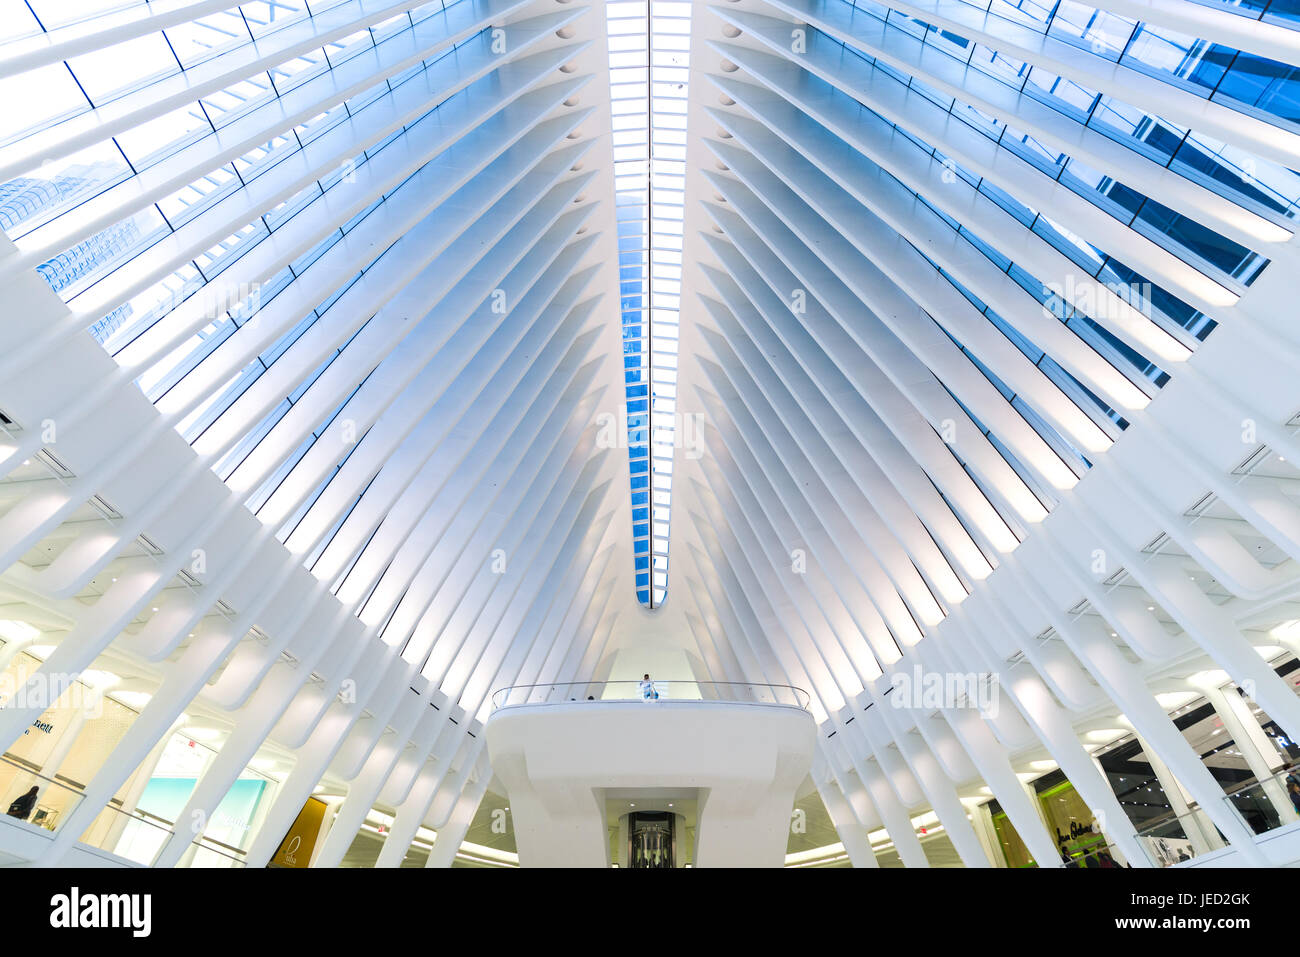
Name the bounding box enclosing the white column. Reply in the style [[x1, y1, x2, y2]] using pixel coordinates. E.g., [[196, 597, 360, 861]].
[[1201, 682, 1298, 826], [1085, 754, 1131, 866], [35, 704, 86, 786], [1131, 732, 1222, 854], [98, 720, 186, 854], [969, 800, 1006, 867], [817, 778, 877, 868], [857, 757, 929, 868], [425, 779, 489, 868], [308, 797, 347, 868]]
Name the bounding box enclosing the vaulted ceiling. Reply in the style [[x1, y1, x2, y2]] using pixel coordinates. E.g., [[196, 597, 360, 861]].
[[1, 0, 1300, 867]]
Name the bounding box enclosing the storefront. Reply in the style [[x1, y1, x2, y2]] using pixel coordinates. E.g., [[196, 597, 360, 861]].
[[0, 643, 277, 865], [987, 802, 1036, 867], [1035, 778, 1111, 864], [0, 649, 136, 831]]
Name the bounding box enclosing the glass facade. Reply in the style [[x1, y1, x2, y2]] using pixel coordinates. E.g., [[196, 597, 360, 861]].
[[850, 0, 1300, 221]]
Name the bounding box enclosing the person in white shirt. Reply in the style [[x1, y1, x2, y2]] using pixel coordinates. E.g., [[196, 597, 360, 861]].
[[639, 673, 658, 700]]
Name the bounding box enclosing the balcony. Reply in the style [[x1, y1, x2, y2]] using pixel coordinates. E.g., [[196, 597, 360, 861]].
[[484, 680, 816, 867]]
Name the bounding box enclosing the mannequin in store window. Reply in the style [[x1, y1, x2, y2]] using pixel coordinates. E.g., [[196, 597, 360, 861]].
[[6, 786, 37, 820]]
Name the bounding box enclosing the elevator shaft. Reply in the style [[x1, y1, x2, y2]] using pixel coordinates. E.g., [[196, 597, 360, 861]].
[[627, 812, 675, 869]]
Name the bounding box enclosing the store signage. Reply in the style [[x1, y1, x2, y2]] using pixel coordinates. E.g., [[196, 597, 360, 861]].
[[270, 798, 328, 868], [1056, 820, 1095, 846], [22, 719, 53, 736]]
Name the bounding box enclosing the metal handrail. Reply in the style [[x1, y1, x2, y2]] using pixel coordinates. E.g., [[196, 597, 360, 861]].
[[187, 836, 248, 867], [490, 680, 810, 710], [0, 753, 78, 788], [0, 752, 86, 801], [1135, 764, 1300, 834], [0, 752, 86, 833], [1222, 763, 1300, 800]]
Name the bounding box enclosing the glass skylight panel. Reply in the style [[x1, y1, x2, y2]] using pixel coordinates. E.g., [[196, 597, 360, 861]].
[[64, 31, 180, 103], [606, 0, 690, 608], [25, 0, 146, 32], [241, 0, 311, 39]]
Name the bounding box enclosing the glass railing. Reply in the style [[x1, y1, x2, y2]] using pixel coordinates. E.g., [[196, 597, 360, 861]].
[[0, 756, 254, 867], [490, 681, 811, 710], [1224, 765, 1300, 837], [1135, 807, 1230, 866], [0, 754, 83, 833], [181, 836, 249, 868], [1062, 840, 1130, 868], [80, 802, 251, 867], [79, 802, 175, 865]]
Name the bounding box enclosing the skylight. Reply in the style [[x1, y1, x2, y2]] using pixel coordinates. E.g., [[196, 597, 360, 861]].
[[605, 0, 690, 608]]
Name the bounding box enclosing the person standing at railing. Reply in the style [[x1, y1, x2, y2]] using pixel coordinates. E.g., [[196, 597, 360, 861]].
[[6, 786, 37, 821], [639, 674, 658, 701], [1285, 770, 1300, 814]]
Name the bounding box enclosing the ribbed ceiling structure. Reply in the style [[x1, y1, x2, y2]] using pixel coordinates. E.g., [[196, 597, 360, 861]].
[[1, 0, 1300, 868]]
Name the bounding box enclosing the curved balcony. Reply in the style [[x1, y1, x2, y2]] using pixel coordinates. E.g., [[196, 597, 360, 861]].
[[490, 680, 810, 710], [484, 680, 816, 866]]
